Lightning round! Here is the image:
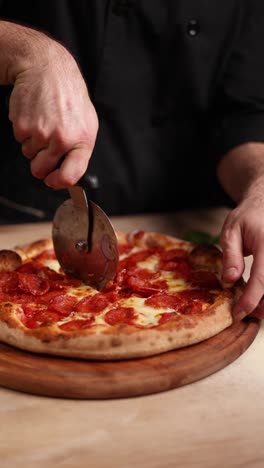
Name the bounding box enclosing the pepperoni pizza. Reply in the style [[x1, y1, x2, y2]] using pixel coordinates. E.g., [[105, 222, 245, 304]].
[[0, 231, 243, 359]]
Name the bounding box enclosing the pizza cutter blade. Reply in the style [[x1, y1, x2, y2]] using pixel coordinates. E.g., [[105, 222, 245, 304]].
[[52, 185, 119, 289]]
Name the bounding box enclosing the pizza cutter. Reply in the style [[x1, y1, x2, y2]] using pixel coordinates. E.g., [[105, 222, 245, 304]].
[[52, 177, 119, 289]]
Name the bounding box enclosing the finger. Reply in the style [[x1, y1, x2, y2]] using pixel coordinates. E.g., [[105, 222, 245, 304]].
[[21, 133, 48, 159], [44, 146, 91, 189], [29, 128, 87, 178], [249, 298, 264, 320], [233, 249, 264, 319], [220, 222, 245, 285], [30, 147, 64, 179]]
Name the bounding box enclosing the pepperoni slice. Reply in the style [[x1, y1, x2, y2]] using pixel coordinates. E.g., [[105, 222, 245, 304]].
[[118, 243, 133, 255], [145, 293, 185, 310], [0, 272, 18, 293], [7, 292, 37, 304], [22, 304, 39, 318], [159, 259, 191, 277], [115, 269, 128, 286], [101, 278, 128, 301], [158, 312, 175, 324], [116, 258, 127, 272], [37, 290, 65, 305], [119, 249, 156, 271], [17, 261, 41, 275], [178, 289, 214, 303], [104, 307, 135, 326], [48, 277, 82, 290], [127, 276, 167, 297], [172, 261, 191, 279], [48, 294, 77, 315], [126, 230, 145, 246], [188, 271, 221, 289], [34, 249, 56, 261], [128, 249, 156, 264], [36, 309, 65, 323], [18, 273, 50, 296], [183, 300, 204, 315], [159, 248, 188, 261], [127, 267, 160, 281], [101, 279, 115, 292], [0, 291, 10, 301], [23, 318, 40, 329], [76, 294, 110, 313], [17, 262, 66, 289], [61, 277, 83, 288], [103, 289, 123, 302], [59, 317, 94, 331], [24, 310, 64, 329], [38, 266, 64, 282]]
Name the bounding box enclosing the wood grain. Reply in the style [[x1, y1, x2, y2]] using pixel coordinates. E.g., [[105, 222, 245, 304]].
[[0, 317, 259, 399]]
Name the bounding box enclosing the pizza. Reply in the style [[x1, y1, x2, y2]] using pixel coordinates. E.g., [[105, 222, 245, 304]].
[[0, 231, 242, 360]]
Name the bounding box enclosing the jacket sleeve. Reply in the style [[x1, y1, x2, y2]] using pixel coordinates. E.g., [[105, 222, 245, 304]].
[[213, 0, 264, 157]]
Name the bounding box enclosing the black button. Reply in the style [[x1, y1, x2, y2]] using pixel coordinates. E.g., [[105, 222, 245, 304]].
[[187, 19, 200, 37], [112, 0, 133, 16]]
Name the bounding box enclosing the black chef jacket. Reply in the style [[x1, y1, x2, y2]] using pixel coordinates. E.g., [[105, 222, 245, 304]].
[[0, 0, 264, 222]]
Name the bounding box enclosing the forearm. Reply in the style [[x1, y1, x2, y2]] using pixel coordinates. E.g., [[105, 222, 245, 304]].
[[217, 142, 264, 203], [0, 20, 64, 84], [2, 19, 97, 190]]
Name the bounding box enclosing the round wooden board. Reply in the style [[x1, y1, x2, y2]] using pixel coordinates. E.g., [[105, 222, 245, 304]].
[[0, 317, 260, 399]]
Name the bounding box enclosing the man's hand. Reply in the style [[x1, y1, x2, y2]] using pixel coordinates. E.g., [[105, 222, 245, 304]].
[[218, 143, 264, 320], [0, 21, 98, 188], [221, 182, 264, 319]]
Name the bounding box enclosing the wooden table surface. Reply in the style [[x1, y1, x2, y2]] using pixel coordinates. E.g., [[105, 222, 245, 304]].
[[1, 208, 263, 468]]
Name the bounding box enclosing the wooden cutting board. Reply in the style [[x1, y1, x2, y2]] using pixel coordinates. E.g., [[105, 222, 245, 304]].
[[0, 317, 259, 399]]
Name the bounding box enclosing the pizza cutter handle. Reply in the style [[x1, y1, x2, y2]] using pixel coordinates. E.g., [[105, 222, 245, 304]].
[[77, 174, 100, 204], [54, 153, 100, 203]]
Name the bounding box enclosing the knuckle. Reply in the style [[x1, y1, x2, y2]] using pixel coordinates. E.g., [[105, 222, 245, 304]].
[[13, 119, 30, 142], [53, 128, 65, 144], [52, 128, 71, 152], [34, 125, 49, 144]]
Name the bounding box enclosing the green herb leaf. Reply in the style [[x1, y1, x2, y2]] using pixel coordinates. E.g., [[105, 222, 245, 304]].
[[183, 230, 220, 245]]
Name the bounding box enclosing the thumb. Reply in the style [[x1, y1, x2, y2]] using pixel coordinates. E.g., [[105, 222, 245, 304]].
[[220, 222, 245, 285]]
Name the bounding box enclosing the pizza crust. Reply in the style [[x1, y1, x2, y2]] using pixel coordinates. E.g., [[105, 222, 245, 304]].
[[14, 239, 53, 261]]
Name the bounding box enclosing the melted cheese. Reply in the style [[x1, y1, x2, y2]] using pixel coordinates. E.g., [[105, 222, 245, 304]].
[[163, 274, 188, 293], [119, 296, 167, 327], [66, 285, 95, 299], [138, 255, 159, 271], [42, 258, 61, 272], [57, 311, 93, 325]]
